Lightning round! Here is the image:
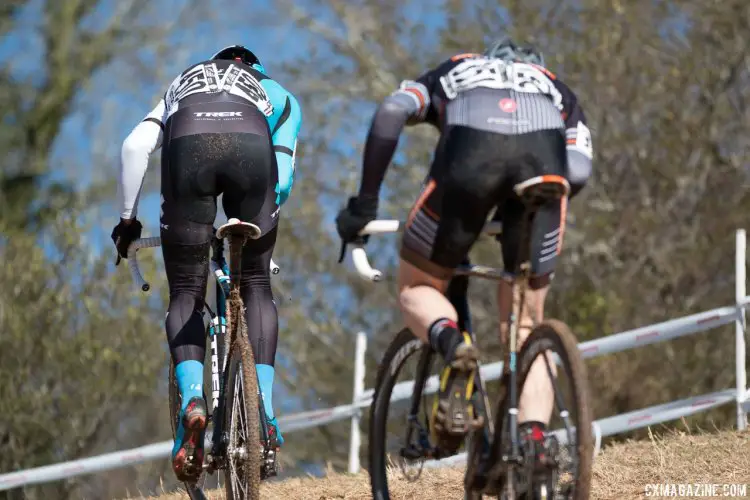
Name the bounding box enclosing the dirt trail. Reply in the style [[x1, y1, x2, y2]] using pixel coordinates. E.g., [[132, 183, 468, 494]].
[[131, 429, 750, 499]]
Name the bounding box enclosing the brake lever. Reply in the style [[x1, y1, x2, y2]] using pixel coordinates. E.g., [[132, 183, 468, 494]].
[[338, 241, 347, 264], [338, 235, 368, 264]]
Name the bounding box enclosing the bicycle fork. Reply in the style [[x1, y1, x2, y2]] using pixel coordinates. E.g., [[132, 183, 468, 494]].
[[400, 348, 435, 466]]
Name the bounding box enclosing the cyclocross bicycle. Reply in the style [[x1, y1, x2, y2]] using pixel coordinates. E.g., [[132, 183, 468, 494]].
[[345, 175, 593, 500], [127, 218, 280, 500]]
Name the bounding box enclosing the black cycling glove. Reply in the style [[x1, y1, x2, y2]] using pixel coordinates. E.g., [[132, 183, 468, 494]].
[[111, 218, 143, 266], [335, 194, 378, 262]]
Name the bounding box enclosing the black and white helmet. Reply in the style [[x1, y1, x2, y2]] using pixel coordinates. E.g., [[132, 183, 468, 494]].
[[211, 45, 261, 67], [484, 37, 545, 67]]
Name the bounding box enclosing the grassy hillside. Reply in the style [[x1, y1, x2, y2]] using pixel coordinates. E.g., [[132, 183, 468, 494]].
[[131, 428, 750, 499]]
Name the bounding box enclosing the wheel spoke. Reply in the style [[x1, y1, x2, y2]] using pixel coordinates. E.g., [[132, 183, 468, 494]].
[[227, 352, 251, 498], [369, 331, 446, 498]]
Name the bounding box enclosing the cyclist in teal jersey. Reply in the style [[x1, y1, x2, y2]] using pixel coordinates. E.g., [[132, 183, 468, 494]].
[[111, 45, 302, 482]]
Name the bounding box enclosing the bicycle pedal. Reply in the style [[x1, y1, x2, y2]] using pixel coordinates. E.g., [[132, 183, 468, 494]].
[[261, 448, 279, 479], [181, 462, 202, 482], [261, 465, 278, 479]]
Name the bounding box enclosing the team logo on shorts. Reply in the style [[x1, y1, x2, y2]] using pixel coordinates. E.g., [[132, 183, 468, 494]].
[[498, 98, 517, 113]]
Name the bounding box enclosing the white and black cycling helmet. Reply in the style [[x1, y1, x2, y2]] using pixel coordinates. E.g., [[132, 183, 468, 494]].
[[484, 37, 545, 67], [211, 45, 262, 67]]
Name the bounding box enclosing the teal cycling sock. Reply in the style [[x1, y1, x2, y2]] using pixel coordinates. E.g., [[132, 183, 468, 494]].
[[175, 360, 204, 411], [256, 364, 275, 419]]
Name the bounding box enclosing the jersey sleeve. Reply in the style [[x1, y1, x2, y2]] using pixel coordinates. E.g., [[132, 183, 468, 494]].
[[357, 85, 424, 197], [355, 54, 484, 197], [554, 79, 593, 197], [413, 53, 483, 123], [117, 99, 166, 219], [262, 79, 302, 206], [356, 58, 457, 198], [389, 79, 431, 125]]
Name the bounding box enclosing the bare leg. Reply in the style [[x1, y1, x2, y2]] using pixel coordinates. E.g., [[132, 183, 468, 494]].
[[399, 257, 483, 443], [397, 259, 453, 342], [498, 278, 556, 424]]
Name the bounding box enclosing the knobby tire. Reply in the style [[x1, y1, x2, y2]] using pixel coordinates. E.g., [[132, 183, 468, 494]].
[[369, 328, 430, 500], [490, 319, 593, 500], [224, 290, 262, 499]]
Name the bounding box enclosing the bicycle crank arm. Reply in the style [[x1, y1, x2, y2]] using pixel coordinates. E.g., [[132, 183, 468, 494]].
[[183, 483, 208, 500], [400, 444, 430, 461]]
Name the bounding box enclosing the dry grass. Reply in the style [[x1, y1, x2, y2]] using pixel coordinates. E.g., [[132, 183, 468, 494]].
[[131, 429, 750, 499]]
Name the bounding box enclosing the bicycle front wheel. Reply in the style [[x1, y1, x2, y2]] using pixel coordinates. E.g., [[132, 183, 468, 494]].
[[224, 299, 262, 499], [491, 319, 593, 500], [369, 328, 451, 500]]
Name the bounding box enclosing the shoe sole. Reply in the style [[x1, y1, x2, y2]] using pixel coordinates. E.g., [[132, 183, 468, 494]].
[[433, 343, 484, 451], [173, 402, 208, 483]]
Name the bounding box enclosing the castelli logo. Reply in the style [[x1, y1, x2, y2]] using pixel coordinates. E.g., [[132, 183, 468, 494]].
[[499, 98, 517, 113]]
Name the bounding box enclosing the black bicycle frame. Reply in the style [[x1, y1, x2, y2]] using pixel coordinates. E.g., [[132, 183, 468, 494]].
[[400, 203, 540, 465], [206, 235, 231, 461]]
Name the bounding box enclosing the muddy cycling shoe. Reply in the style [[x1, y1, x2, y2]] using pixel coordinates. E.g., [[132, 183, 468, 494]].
[[519, 422, 559, 500], [260, 417, 283, 480], [431, 334, 485, 455], [266, 416, 284, 448], [172, 397, 208, 483]]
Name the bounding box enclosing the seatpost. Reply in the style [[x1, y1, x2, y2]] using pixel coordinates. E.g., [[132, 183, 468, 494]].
[[228, 234, 245, 290]]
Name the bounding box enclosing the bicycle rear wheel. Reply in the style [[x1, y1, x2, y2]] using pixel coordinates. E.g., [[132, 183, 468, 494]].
[[223, 292, 262, 499], [489, 319, 593, 500]]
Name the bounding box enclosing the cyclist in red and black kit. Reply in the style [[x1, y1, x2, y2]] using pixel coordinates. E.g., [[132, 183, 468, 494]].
[[336, 37, 593, 465]]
